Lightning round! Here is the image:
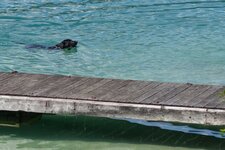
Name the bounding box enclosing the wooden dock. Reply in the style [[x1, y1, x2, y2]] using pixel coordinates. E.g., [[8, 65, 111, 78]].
[[0, 72, 225, 125]]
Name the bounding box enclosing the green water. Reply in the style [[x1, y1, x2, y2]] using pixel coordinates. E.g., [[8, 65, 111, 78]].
[[0, 115, 224, 150], [1, 0, 225, 149]]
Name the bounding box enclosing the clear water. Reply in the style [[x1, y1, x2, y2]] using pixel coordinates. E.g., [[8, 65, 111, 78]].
[[1, 0, 225, 149], [1, 0, 225, 84], [1, 115, 225, 150]]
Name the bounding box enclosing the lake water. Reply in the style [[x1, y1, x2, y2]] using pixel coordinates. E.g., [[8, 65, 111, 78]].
[[0, 0, 225, 149]]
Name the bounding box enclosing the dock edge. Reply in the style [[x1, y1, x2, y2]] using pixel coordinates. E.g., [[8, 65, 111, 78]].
[[0, 95, 225, 125]]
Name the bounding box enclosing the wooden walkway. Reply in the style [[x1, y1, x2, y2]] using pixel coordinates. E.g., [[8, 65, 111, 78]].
[[0, 72, 225, 125]]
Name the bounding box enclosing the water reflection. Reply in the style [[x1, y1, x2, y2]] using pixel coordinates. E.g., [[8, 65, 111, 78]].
[[0, 115, 224, 150], [124, 118, 225, 139]]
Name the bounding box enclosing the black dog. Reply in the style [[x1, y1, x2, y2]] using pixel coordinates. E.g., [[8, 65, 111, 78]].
[[26, 39, 78, 50]]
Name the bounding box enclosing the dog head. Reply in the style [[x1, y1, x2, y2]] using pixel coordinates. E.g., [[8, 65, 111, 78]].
[[56, 39, 78, 49]]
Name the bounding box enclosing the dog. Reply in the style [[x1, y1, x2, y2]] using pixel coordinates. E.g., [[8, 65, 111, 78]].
[[26, 39, 78, 50]]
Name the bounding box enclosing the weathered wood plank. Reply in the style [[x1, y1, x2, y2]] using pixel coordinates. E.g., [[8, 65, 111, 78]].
[[184, 86, 223, 107], [0, 73, 31, 93], [24, 75, 67, 96], [81, 79, 130, 101], [32, 76, 74, 96], [134, 83, 180, 103], [173, 85, 212, 106], [0, 73, 9, 80], [0, 73, 20, 83], [97, 80, 133, 101], [75, 78, 113, 96], [0, 72, 5, 76], [1, 72, 225, 125], [53, 77, 91, 97], [10, 75, 54, 96], [140, 83, 181, 104], [0, 72, 225, 110], [156, 83, 192, 105], [161, 85, 209, 106], [124, 82, 161, 102], [60, 78, 103, 98], [31, 76, 86, 97], [35, 76, 82, 96], [109, 80, 151, 102], [37, 76, 86, 98], [206, 98, 225, 109], [10, 74, 54, 95], [0, 72, 15, 81], [194, 87, 225, 108], [215, 100, 225, 109], [198, 88, 225, 109]]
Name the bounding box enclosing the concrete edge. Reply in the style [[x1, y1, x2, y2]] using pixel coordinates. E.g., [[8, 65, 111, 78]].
[[0, 95, 225, 125]]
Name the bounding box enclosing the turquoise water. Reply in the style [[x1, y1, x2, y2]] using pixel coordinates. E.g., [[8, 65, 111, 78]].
[[1, 0, 225, 149], [1, 0, 225, 84]]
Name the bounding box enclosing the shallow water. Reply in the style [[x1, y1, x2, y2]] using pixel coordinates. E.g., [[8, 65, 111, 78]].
[[1, 0, 225, 149], [0, 115, 225, 150]]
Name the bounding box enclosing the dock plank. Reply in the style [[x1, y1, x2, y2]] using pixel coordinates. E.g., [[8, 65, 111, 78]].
[[81, 79, 130, 101], [1, 72, 225, 125], [24, 75, 66, 96], [140, 83, 181, 104], [155, 83, 193, 104], [184, 86, 222, 107], [53, 78, 97, 98], [194, 88, 225, 108], [0, 72, 224, 110], [206, 98, 224, 109], [66, 78, 112, 99], [124, 82, 161, 102], [60, 78, 103, 98], [38, 76, 88, 97], [9, 74, 51, 95], [134, 83, 180, 103], [11, 75, 55, 96], [0, 73, 31, 93], [160, 85, 210, 106], [97, 80, 133, 101], [0, 72, 15, 79], [215, 100, 225, 109], [0, 73, 20, 83], [36, 76, 82, 97], [173, 85, 211, 106], [197, 88, 225, 108], [109, 80, 151, 102], [74, 78, 113, 96], [0, 73, 10, 80]]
